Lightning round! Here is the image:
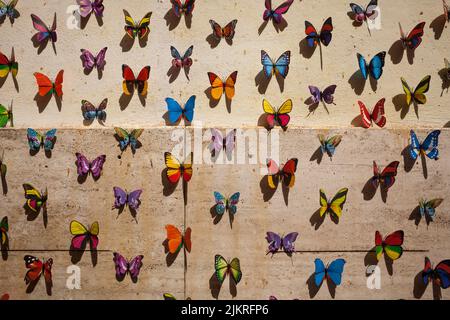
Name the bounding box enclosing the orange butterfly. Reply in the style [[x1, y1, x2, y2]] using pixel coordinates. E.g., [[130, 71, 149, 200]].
[[207, 71, 238, 101], [34, 70, 64, 97], [165, 224, 192, 254]]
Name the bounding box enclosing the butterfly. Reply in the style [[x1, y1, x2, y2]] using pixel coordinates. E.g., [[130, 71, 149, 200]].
[[444, 0, 449, 23], [357, 51, 386, 80], [123, 10, 152, 40], [166, 95, 196, 124], [214, 255, 242, 284], [401, 75, 431, 106], [309, 85, 337, 105], [261, 50, 291, 79], [165, 224, 192, 254], [444, 58, 450, 80], [80, 47, 107, 71], [113, 252, 144, 281], [122, 65, 150, 96], [0, 216, 8, 246], [0, 47, 18, 80], [23, 184, 47, 213], [164, 152, 193, 184], [314, 258, 346, 287], [163, 293, 176, 300], [0, 0, 19, 20], [113, 187, 142, 211], [358, 98, 386, 128], [24, 255, 53, 287], [75, 153, 106, 179], [171, 46, 193, 71], [0, 102, 13, 128], [266, 232, 298, 254], [171, 0, 195, 17], [266, 158, 298, 189], [409, 130, 441, 161], [318, 134, 342, 157], [27, 128, 57, 152], [419, 198, 444, 222], [114, 127, 143, 153], [81, 99, 107, 123], [375, 230, 404, 261], [70, 220, 99, 250], [319, 188, 348, 220], [77, 0, 104, 18], [34, 70, 63, 98], [399, 22, 426, 50], [208, 71, 238, 101], [209, 19, 237, 41], [262, 99, 293, 129], [350, 0, 378, 23], [371, 161, 399, 191], [422, 257, 450, 289], [263, 0, 294, 24], [214, 191, 240, 215], [305, 17, 333, 47], [31, 13, 57, 44], [210, 128, 236, 157]]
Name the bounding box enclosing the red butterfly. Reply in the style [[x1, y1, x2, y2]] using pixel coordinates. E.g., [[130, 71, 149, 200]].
[[34, 70, 64, 97], [24, 255, 53, 287], [266, 158, 298, 190], [122, 65, 150, 96], [399, 22, 425, 50], [358, 98, 386, 128], [371, 161, 399, 190], [209, 19, 237, 41]]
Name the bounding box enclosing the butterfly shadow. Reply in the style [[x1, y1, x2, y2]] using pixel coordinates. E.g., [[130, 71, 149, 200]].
[[0, 11, 21, 25], [401, 146, 416, 173], [408, 205, 432, 227], [34, 93, 61, 113], [167, 65, 181, 83], [0, 74, 19, 92], [206, 34, 221, 49], [211, 205, 235, 229], [413, 271, 443, 300], [260, 176, 277, 202], [161, 169, 177, 197], [119, 35, 135, 53], [254, 70, 271, 94], [392, 94, 417, 119], [162, 239, 180, 267], [80, 14, 104, 29], [351, 114, 365, 128], [438, 68, 450, 96], [348, 70, 366, 95], [26, 277, 52, 296], [164, 9, 181, 31], [1, 172, 8, 195], [388, 40, 405, 65], [310, 147, 324, 164], [309, 209, 325, 230], [23, 204, 48, 228], [347, 11, 363, 27], [31, 34, 56, 55], [430, 14, 447, 40], [69, 242, 98, 267], [307, 273, 337, 298], [445, 121, 450, 128], [364, 248, 394, 277], [118, 92, 134, 110], [259, 18, 288, 35], [362, 178, 389, 203], [1, 236, 9, 261]]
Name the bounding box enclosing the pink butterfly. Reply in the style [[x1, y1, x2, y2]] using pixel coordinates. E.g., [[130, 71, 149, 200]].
[[77, 0, 104, 18], [75, 153, 106, 179], [263, 0, 294, 24], [171, 46, 193, 68], [80, 47, 107, 71], [113, 252, 144, 281], [358, 98, 386, 128], [210, 129, 236, 157], [31, 13, 57, 44]]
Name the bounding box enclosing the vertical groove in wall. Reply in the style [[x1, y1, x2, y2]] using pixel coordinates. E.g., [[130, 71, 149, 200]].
[[183, 127, 187, 300]]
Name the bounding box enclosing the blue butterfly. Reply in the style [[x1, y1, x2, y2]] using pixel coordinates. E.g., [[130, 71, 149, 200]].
[[27, 128, 57, 152], [261, 50, 291, 79], [357, 51, 386, 80], [318, 134, 342, 157], [166, 95, 196, 124], [409, 130, 441, 161], [314, 258, 346, 287]]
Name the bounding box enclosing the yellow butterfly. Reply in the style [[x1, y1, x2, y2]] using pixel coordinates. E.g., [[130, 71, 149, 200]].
[[401, 75, 431, 106], [207, 71, 238, 101], [319, 188, 348, 219]]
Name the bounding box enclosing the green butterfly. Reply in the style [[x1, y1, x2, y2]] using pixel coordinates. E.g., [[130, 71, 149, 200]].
[[114, 127, 143, 153], [0, 102, 13, 128], [214, 254, 242, 284]]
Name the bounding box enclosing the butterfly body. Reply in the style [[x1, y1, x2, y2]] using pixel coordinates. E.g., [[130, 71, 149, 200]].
[[357, 51, 385, 80], [0, 103, 13, 127], [23, 184, 47, 213], [77, 0, 104, 18], [165, 224, 192, 254], [409, 130, 440, 161], [209, 19, 237, 41], [314, 258, 346, 287], [0, 47, 18, 79], [70, 220, 99, 250], [399, 22, 425, 50], [419, 198, 444, 221], [319, 188, 348, 219], [214, 255, 242, 284], [81, 99, 107, 122], [24, 255, 53, 285], [375, 230, 404, 261], [113, 252, 144, 280], [350, 0, 378, 22], [0, 216, 8, 246], [171, 0, 195, 17], [124, 10, 152, 39], [266, 232, 298, 254], [358, 98, 386, 128], [113, 187, 142, 211], [261, 50, 290, 79], [31, 13, 57, 44], [305, 17, 333, 47], [318, 134, 342, 157], [114, 127, 143, 153], [164, 152, 193, 184], [75, 153, 105, 179], [401, 76, 431, 106], [208, 72, 238, 101], [266, 158, 298, 189], [214, 192, 240, 215], [166, 96, 196, 124], [422, 257, 450, 289], [371, 161, 399, 191], [263, 0, 294, 24], [27, 128, 57, 152]]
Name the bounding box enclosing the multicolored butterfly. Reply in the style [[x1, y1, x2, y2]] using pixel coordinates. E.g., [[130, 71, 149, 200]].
[[0, 0, 19, 20], [113, 187, 142, 211], [444, 0, 449, 23], [214, 255, 242, 284], [80, 47, 107, 71], [77, 0, 104, 18], [70, 220, 99, 250], [0, 102, 13, 127], [123, 10, 152, 39], [444, 58, 450, 80], [164, 152, 193, 184], [266, 158, 298, 189], [166, 95, 196, 124], [114, 127, 143, 153], [409, 130, 441, 161], [214, 191, 240, 215], [113, 252, 144, 281], [209, 19, 237, 41], [24, 255, 53, 288], [263, 0, 294, 24], [0, 47, 18, 81], [319, 188, 348, 220], [122, 65, 150, 96], [27, 128, 57, 152], [208, 71, 238, 101], [399, 22, 425, 50], [357, 51, 386, 80], [375, 230, 404, 261], [422, 257, 450, 289], [31, 13, 57, 44], [318, 134, 342, 157], [171, 46, 193, 74], [81, 99, 107, 123], [23, 184, 47, 213], [34, 70, 63, 98], [309, 85, 337, 105], [210, 129, 236, 157], [314, 258, 346, 287], [371, 161, 399, 191], [419, 198, 444, 222], [305, 17, 333, 47], [350, 0, 378, 23], [266, 232, 298, 254], [165, 224, 192, 254], [0, 216, 8, 246], [75, 153, 105, 179], [171, 0, 195, 17], [261, 50, 291, 79], [401, 76, 431, 106], [262, 99, 293, 129], [358, 98, 386, 128]]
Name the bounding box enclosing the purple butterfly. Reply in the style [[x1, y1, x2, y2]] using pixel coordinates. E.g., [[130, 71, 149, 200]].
[[309, 85, 337, 105], [31, 13, 57, 43], [210, 128, 236, 157], [77, 0, 104, 18], [75, 153, 106, 179], [266, 232, 298, 254], [80, 47, 107, 71], [113, 252, 143, 281], [113, 187, 142, 211], [263, 0, 294, 24]]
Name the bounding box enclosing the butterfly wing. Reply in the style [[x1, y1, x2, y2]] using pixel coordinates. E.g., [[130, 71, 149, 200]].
[[224, 71, 238, 100], [379, 161, 399, 190], [77, 0, 93, 18], [422, 256, 433, 285], [183, 227, 192, 253], [329, 188, 349, 219], [81, 100, 97, 120], [281, 158, 298, 188], [210, 128, 224, 155], [321, 85, 337, 104], [405, 22, 426, 50], [369, 51, 386, 80], [225, 129, 237, 154], [214, 191, 226, 215], [80, 49, 96, 70], [27, 128, 42, 151], [24, 255, 43, 284], [23, 183, 43, 213], [305, 21, 319, 47], [371, 98, 386, 128], [309, 86, 322, 104], [214, 255, 229, 284], [208, 72, 224, 100], [262, 99, 277, 129], [435, 260, 450, 289], [350, 3, 365, 22], [319, 189, 329, 217], [358, 101, 372, 128], [319, 17, 333, 46], [375, 231, 383, 261], [114, 127, 130, 151], [0, 51, 11, 78], [136, 66, 150, 96], [282, 232, 298, 254], [31, 14, 51, 43], [164, 152, 182, 184], [276, 99, 293, 128], [228, 192, 240, 214], [181, 45, 193, 67], [113, 187, 128, 209], [412, 75, 431, 105], [421, 130, 441, 160], [70, 220, 89, 249], [271, 0, 294, 24], [327, 259, 346, 286], [383, 230, 404, 260], [229, 258, 242, 284], [1, 216, 8, 245], [123, 10, 138, 39], [222, 19, 237, 40], [323, 135, 342, 156], [113, 252, 129, 278], [314, 258, 326, 286], [34, 72, 54, 96], [266, 232, 282, 253], [89, 155, 106, 179], [266, 159, 280, 189], [261, 50, 275, 78], [122, 64, 136, 95], [183, 95, 196, 122], [274, 51, 291, 78], [401, 78, 413, 106], [166, 98, 183, 124], [95, 47, 107, 70], [75, 152, 91, 176], [409, 130, 421, 160], [128, 255, 144, 279], [88, 221, 99, 249], [92, 0, 104, 17], [209, 19, 223, 39], [165, 224, 183, 254], [137, 12, 152, 39], [127, 189, 142, 210], [357, 53, 369, 80], [183, 0, 195, 15]]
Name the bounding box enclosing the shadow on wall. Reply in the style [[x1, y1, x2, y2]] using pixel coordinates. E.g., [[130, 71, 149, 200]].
[[413, 270, 443, 300], [164, 9, 192, 31], [209, 273, 237, 299], [430, 14, 447, 40], [364, 248, 394, 276], [306, 273, 336, 299]]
